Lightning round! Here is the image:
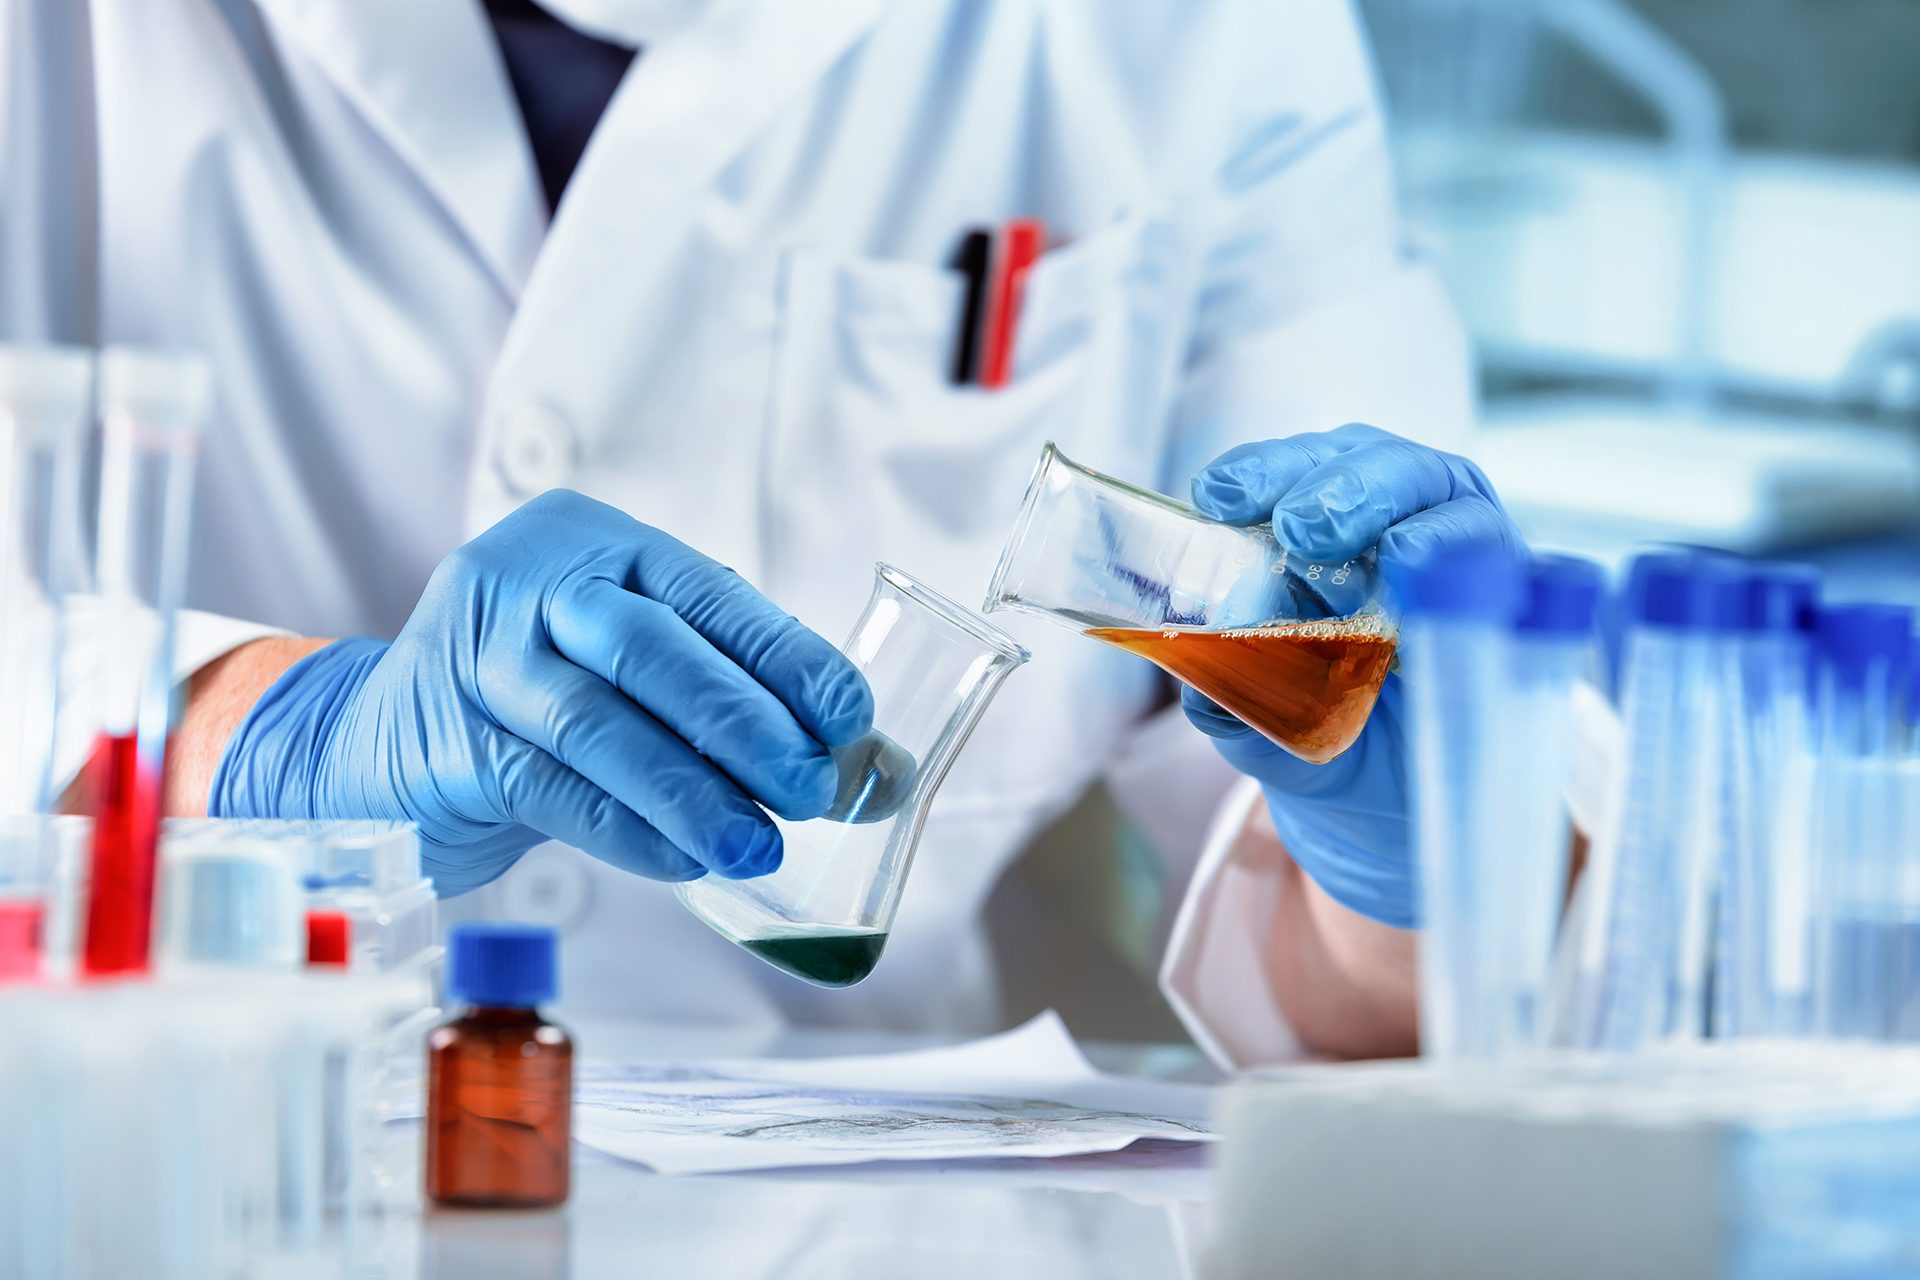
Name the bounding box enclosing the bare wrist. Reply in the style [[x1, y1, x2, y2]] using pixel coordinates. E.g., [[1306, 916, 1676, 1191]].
[[164, 635, 334, 817]]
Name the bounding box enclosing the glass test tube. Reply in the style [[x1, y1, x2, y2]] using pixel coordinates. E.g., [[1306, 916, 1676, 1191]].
[[1711, 564, 1818, 1039], [80, 349, 209, 978], [1573, 553, 1740, 1051], [1809, 604, 1912, 1041]]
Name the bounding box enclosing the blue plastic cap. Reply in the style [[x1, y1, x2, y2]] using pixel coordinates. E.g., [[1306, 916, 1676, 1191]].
[[1910, 633, 1920, 718], [1736, 563, 1820, 634], [1515, 554, 1604, 635], [1813, 604, 1914, 686], [1624, 552, 1744, 631], [1386, 543, 1525, 621], [447, 922, 558, 1008]]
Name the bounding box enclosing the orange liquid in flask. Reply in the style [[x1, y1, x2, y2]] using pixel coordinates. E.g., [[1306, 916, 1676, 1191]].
[[1087, 622, 1395, 764]]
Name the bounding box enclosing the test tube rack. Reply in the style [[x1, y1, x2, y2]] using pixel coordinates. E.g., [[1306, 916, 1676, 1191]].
[[1209, 1044, 1920, 1280]]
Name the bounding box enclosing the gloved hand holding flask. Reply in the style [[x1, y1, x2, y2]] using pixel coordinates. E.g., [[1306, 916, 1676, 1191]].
[[210, 491, 874, 895], [1184, 423, 1523, 929]]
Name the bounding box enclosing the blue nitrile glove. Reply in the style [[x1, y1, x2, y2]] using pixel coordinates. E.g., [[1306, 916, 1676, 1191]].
[[1185, 423, 1521, 928], [210, 490, 874, 895]]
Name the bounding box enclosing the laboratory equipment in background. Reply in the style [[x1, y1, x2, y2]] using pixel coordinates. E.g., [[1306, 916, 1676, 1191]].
[[984, 443, 1394, 765], [0, 972, 430, 1278], [158, 817, 445, 1172], [161, 817, 444, 980], [1209, 1043, 1920, 1280], [1367, 0, 1920, 562], [427, 923, 572, 1210], [1398, 548, 1600, 1061], [80, 348, 209, 977], [0, 817, 442, 1277], [678, 564, 1027, 987]]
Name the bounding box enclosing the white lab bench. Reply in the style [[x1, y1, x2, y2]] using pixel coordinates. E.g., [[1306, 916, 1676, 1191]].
[[373, 1018, 1217, 1279]]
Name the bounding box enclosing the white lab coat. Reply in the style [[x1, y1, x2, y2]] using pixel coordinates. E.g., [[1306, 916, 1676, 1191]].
[[0, 0, 1471, 1052]]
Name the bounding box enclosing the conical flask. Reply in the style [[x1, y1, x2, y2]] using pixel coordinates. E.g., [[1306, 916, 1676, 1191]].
[[677, 564, 1028, 988], [983, 443, 1394, 765]]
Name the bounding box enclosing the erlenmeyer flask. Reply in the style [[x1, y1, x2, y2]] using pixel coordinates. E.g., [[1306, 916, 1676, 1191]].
[[983, 443, 1394, 765], [677, 564, 1028, 988]]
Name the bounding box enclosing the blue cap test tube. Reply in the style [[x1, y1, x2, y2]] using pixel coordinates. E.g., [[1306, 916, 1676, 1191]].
[[1500, 555, 1604, 1053], [1395, 545, 1525, 1061], [1712, 563, 1820, 1040], [1397, 547, 1601, 1061], [1809, 603, 1913, 1041], [1573, 552, 1744, 1052]]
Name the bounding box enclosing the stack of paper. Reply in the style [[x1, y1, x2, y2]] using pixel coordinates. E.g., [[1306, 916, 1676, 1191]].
[[571, 1012, 1216, 1175]]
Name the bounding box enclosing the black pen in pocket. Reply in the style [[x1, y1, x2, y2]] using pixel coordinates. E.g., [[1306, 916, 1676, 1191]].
[[948, 228, 993, 386]]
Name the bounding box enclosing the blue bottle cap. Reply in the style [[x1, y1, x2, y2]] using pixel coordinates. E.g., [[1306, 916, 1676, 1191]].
[[1514, 554, 1604, 635], [1624, 552, 1743, 631], [448, 922, 558, 1008], [1386, 544, 1525, 620], [1735, 563, 1820, 633], [1813, 604, 1914, 688]]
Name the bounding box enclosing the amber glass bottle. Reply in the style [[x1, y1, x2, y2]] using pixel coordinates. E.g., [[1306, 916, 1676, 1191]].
[[426, 923, 572, 1208]]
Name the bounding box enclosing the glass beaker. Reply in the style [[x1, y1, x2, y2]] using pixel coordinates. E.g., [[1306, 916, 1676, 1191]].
[[983, 443, 1393, 765], [676, 564, 1029, 987]]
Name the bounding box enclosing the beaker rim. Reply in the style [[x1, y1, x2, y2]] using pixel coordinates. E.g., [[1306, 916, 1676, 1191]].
[[876, 563, 1031, 665]]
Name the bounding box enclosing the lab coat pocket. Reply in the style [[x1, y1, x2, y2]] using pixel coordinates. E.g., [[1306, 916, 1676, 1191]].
[[762, 215, 1171, 819], [762, 215, 1162, 610]]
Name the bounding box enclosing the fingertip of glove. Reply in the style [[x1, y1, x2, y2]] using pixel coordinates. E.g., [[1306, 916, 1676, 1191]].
[[1190, 470, 1260, 523], [1180, 686, 1254, 740], [769, 751, 839, 822], [811, 666, 875, 748], [711, 820, 783, 880]]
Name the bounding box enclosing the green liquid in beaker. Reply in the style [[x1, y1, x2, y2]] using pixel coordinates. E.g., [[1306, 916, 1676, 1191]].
[[741, 930, 888, 988]]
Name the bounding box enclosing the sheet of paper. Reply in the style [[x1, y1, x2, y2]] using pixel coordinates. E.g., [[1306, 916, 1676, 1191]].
[[571, 1011, 1217, 1175]]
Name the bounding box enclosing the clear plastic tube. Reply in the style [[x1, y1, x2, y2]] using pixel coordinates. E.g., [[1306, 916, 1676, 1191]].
[[1572, 554, 1739, 1051], [1407, 607, 1516, 1060], [1711, 566, 1818, 1039], [0, 345, 92, 817], [1497, 559, 1602, 1052], [1400, 548, 1601, 1061], [80, 348, 209, 977], [1808, 604, 1911, 1041]]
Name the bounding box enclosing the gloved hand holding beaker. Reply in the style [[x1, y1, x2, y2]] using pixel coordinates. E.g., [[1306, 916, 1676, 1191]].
[[209, 490, 875, 895], [1185, 423, 1522, 929]]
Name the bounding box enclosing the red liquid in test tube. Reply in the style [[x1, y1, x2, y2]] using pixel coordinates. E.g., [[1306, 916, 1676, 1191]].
[[80, 731, 166, 977]]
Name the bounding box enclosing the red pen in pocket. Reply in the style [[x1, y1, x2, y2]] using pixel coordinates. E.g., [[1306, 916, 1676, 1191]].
[[977, 218, 1045, 391]]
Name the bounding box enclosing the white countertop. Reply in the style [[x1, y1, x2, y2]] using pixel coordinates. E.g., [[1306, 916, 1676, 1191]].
[[368, 1020, 1217, 1279]]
